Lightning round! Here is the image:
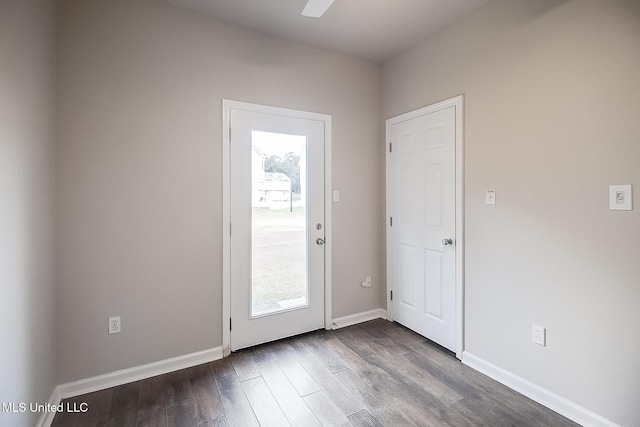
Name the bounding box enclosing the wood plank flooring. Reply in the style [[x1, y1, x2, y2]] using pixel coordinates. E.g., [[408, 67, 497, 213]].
[[51, 319, 579, 427]]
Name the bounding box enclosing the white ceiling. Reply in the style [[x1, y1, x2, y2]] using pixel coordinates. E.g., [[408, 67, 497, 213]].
[[152, 0, 489, 63]]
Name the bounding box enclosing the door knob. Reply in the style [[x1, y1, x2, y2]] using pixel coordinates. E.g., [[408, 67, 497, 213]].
[[442, 238, 453, 246], [316, 237, 325, 246]]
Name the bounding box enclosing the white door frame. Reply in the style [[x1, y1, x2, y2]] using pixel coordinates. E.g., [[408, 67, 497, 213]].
[[385, 95, 464, 359], [222, 99, 332, 356]]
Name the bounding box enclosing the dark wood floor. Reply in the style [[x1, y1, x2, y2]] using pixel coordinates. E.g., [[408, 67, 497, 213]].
[[51, 319, 579, 427]]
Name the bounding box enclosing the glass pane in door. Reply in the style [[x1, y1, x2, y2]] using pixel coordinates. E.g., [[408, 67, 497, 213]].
[[251, 131, 307, 317]]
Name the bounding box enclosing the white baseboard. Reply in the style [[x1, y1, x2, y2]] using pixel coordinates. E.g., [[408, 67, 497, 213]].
[[462, 351, 619, 427], [56, 346, 223, 400], [35, 388, 61, 427], [331, 308, 387, 330], [37, 346, 222, 427]]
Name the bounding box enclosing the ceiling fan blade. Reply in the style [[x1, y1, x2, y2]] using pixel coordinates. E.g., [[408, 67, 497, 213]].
[[301, 0, 335, 18]]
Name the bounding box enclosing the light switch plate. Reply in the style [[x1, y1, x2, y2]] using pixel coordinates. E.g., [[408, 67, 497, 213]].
[[609, 185, 632, 210], [486, 189, 496, 205]]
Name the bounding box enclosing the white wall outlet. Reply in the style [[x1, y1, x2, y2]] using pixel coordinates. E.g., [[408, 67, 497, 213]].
[[109, 316, 121, 334], [532, 324, 546, 346], [361, 276, 372, 288], [333, 190, 340, 202]]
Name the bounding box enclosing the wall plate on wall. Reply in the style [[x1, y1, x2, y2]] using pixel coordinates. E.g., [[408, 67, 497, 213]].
[[485, 189, 496, 205], [609, 184, 632, 210]]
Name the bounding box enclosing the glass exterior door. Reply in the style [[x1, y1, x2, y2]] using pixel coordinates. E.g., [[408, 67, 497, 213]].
[[228, 103, 327, 351]]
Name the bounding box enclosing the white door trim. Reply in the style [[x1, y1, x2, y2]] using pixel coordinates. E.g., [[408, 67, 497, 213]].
[[385, 95, 464, 359], [222, 99, 332, 356]]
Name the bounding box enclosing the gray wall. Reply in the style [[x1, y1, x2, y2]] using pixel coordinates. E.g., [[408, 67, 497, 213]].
[[56, 0, 384, 383], [0, 0, 57, 426], [382, 0, 640, 425]]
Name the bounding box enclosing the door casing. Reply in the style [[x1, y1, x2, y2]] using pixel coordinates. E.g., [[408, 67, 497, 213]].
[[385, 95, 464, 359], [222, 99, 332, 356]]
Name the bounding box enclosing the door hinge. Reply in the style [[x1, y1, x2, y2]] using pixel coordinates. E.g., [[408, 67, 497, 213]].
[[230, 223, 232, 236], [389, 142, 393, 153], [229, 318, 232, 331], [390, 290, 393, 301], [390, 217, 393, 227]]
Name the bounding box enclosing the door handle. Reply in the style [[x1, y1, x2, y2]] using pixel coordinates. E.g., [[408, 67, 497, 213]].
[[316, 237, 325, 246], [442, 238, 453, 246]]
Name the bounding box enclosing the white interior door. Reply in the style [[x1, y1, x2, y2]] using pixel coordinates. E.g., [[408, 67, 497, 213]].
[[387, 101, 461, 353], [229, 104, 326, 351]]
